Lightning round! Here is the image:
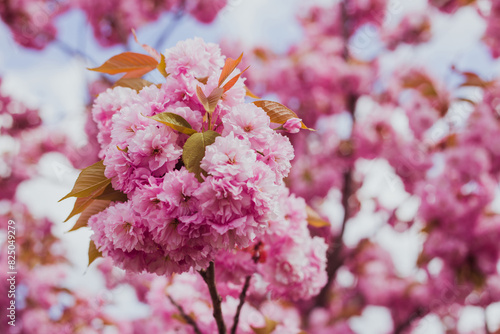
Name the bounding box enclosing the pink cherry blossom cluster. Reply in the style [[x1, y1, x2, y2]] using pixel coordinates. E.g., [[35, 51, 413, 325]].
[[0, 203, 124, 334], [76, 0, 227, 47], [0, 0, 227, 49], [0, 78, 74, 200], [484, 1, 500, 58], [213, 187, 328, 302], [89, 38, 302, 277], [0, 0, 66, 49]]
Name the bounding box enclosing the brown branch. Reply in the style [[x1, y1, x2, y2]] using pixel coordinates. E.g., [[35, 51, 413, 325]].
[[340, 0, 351, 60], [230, 275, 252, 334], [230, 242, 261, 333], [199, 261, 227, 334], [393, 308, 426, 334], [311, 0, 359, 310], [167, 295, 203, 334], [313, 167, 353, 308], [154, 10, 184, 50]]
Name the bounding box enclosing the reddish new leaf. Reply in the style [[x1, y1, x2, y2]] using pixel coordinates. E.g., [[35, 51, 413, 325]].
[[132, 29, 161, 61], [196, 86, 223, 113], [401, 71, 438, 98], [218, 53, 243, 87], [121, 67, 156, 79], [196, 86, 209, 110], [206, 87, 224, 112], [459, 71, 493, 88], [88, 52, 158, 78], [222, 66, 249, 93]]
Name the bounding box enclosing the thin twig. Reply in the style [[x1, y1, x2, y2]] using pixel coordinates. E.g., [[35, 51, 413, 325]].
[[230, 275, 252, 334], [199, 262, 227, 334], [340, 0, 351, 60], [154, 10, 184, 51], [310, 0, 357, 311], [230, 242, 262, 333], [54, 38, 98, 66], [314, 168, 353, 307], [167, 295, 203, 334]]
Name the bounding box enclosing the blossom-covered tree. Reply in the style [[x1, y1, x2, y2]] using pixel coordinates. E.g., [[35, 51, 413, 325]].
[[227, 0, 500, 332], [0, 0, 227, 49], [2, 0, 500, 333]]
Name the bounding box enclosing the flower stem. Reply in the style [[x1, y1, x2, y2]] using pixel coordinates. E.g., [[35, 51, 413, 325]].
[[167, 295, 203, 334], [230, 275, 252, 334], [199, 262, 226, 334]]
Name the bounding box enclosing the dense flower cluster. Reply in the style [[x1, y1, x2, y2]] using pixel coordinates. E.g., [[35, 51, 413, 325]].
[[0, 202, 124, 334], [213, 187, 328, 302], [88, 38, 300, 276]]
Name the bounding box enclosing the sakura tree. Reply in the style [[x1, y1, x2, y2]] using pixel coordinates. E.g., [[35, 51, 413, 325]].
[[2, 0, 500, 333], [228, 0, 500, 332], [0, 0, 227, 49]]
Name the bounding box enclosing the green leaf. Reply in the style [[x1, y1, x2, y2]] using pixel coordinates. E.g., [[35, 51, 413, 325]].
[[88, 52, 158, 78], [69, 200, 112, 232], [113, 77, 154, 92], [182, 130, 220, 182], [88, 240, 102, 266], [147, 112, 197, 135], [253, 100, 310, 130], [59, 161, 111, 201]]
